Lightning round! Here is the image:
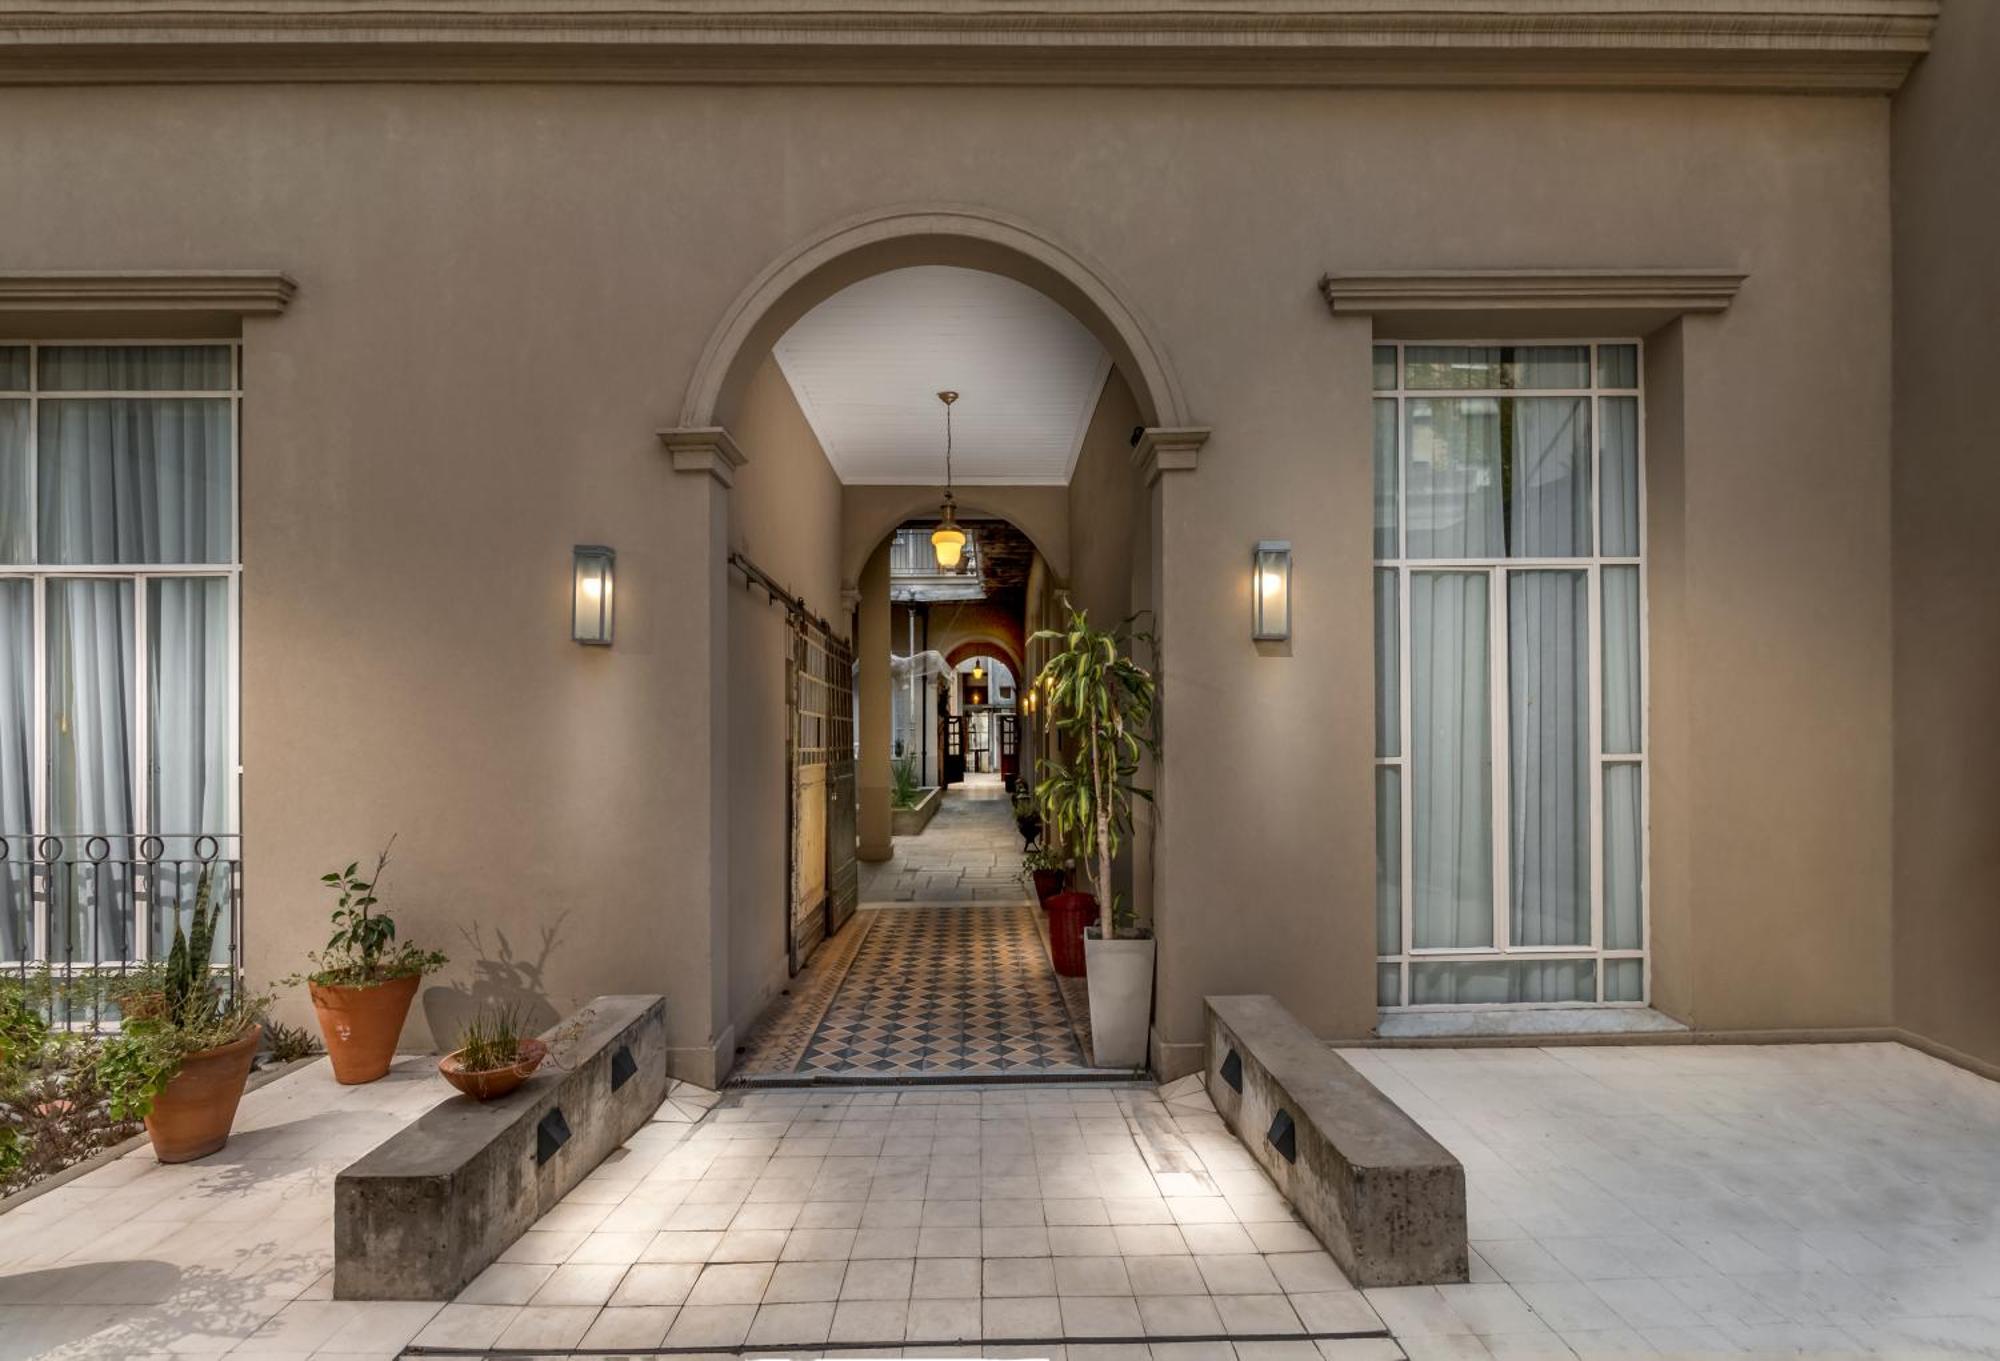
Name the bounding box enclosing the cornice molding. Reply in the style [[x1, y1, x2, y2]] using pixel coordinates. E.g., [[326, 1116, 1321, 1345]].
[[1132, 427, 1211, 488], [0, 2, 1935, 93], [1322, 269, 1748, 317], [659, 427, 748, 488], [0, 270, 297, 314]]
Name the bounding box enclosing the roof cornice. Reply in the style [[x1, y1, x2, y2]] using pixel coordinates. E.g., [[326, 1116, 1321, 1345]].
[[0, 2, 1936, 93]]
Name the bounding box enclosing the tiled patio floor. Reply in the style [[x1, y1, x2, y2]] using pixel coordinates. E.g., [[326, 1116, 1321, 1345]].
[[1340, 1041, 2000, 1358], [428, 1077, 1394, 1358]]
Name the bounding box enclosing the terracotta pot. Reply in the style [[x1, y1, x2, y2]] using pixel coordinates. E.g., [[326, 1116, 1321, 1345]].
[[144, 1025, 260, 1163], [1031, 868, 1065, 905], [438, 1038, 548, 1101], [1046, 891, 1098, 977], [309, 974, 420, 1084]]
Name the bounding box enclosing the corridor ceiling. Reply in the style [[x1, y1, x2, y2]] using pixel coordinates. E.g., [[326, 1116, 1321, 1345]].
[[773, 266, 1112, 486]]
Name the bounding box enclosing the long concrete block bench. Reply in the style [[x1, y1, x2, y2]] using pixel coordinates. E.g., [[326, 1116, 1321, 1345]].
[[334, 994, 668, 1299], [1205, 994, 1467, 1287]]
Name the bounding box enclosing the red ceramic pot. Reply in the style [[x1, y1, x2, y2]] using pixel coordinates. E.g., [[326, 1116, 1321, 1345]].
[[1031, 868, 1065, 905], [1046, 891, 1099, 977]]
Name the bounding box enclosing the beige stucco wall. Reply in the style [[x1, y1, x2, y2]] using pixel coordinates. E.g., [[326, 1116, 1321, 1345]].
[[1890, 0, 2000, 1070], [0, 80, 1899, 1067], [724, 355, 844, 1057]]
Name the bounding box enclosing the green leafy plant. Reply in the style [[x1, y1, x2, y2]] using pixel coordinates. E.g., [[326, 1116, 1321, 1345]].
[[454, 1006, 527, 1072], [261, 1018, 319, 1063], [1031, 602, 1158, 940], [96, 868, 266, 1122], [292, 839, 447, 987], [890, 754, 922, 811], [1022, 844, 1068, 873]]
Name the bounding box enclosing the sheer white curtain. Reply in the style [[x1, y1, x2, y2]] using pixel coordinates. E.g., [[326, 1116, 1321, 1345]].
[[13, 356, 234, 965], [1508, 572, 1589, 949], [46, 578, 135, 962], [0, 582, 30, 960], [1407, 400, 1503, 559], [1510, 398, 1591, 557], [1410, 571, 1492, 948]]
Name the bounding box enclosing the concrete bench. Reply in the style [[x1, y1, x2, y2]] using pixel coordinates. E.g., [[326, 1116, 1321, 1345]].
[[1205, 994, 1466, 1287], [334, 994, 668, 1299]]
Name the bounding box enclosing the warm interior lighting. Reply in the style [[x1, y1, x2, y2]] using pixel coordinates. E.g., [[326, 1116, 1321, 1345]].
[[931, 504, 966, 571], [573, 545, 615, 645], [1252, 540, 1292, 642], [972, 663, 985, 681]]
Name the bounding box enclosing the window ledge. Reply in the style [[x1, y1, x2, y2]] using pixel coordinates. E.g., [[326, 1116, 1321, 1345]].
[[1376, 1006, 1690, 1041]]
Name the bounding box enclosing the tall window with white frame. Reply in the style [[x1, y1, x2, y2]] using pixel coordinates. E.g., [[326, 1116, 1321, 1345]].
[[0, 343, 241, 1012], [1372, 342, 1646, 1007]]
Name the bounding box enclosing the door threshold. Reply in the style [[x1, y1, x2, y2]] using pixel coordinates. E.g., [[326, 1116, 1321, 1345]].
[[726, 1067, 1145, 1089]]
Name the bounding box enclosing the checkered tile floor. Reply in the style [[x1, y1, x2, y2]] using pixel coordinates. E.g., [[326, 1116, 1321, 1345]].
[[800, 903, 1090, 1076]]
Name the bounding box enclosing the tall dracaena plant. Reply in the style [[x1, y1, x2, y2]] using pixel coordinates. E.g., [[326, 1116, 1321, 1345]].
[[1030, 602, 1157, 934]]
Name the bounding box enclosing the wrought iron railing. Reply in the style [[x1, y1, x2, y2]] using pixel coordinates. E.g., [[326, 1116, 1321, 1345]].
[[0, 833, 243, 1027], [890, 526, 980, 577]]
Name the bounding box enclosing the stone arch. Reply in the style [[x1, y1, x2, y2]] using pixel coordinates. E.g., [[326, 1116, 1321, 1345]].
[[681, 203, 1189, 436], [943, 637, 1024, 684]]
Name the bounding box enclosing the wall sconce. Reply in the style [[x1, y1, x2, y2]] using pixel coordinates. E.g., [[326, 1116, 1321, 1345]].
[[573, 545, 615, 646], [1253, 541, 1292, 642]]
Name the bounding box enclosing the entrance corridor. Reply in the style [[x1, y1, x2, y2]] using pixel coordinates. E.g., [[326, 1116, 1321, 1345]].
[[737, 777, 1105, 1080]]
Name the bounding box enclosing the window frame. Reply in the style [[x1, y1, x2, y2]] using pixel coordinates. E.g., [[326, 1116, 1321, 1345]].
[[0, 339, 243, 970], [1373, 338, 1649, 1009]]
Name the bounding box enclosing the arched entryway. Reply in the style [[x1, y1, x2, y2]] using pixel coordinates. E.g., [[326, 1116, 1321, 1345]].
[[693, 207, 1177, 1081]]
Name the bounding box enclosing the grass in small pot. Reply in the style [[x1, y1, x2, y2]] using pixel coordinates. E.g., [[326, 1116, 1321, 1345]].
[[455, 1007, 528, 1074]]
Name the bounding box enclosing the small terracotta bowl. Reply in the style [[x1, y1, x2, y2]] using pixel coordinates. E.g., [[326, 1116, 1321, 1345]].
[[437, 1037, 548, 1101]]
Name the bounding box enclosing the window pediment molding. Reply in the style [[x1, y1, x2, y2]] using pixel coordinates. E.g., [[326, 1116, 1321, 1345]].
[[0, 270, 296, 316], [1322, 269, 1746, 319]]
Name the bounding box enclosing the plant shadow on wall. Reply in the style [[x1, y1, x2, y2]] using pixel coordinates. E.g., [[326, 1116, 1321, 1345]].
[[420, 913, 570, 1052]]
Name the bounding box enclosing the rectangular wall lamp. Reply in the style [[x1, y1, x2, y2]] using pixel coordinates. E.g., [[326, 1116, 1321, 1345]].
[[1253, 540, 1292, 642], [573, 545, 615, 645]]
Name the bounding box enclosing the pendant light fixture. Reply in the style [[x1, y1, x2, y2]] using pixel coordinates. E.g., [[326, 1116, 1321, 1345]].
[[931, 390, 968, 572]]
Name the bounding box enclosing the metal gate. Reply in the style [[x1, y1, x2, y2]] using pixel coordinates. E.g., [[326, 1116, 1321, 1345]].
[[789, 617, 857, 975]]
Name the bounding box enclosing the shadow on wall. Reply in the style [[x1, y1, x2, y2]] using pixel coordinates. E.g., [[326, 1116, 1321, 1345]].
[[420, 914, 568, 1049]]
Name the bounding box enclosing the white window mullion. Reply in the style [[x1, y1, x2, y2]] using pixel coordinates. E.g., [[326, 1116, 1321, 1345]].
[[30, 575, 47, 964], [1489, 564, 1510, 953], [132, 573, 149, 964]]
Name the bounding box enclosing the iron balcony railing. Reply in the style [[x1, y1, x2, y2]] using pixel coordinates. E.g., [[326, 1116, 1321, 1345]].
[[1, 832, 243, 1027], [890, 526, 981, 578]]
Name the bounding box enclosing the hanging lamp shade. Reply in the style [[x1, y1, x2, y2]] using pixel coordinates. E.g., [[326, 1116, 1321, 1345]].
[[931, 390, 969, 571], [931, 496, 967, 571]]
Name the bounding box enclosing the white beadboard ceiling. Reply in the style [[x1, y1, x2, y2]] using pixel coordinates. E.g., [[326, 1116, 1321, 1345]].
[[772, 266, 1112, 486]]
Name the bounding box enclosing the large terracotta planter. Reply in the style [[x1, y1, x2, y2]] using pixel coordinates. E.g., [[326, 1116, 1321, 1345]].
[[438, 1038, 548, 1102], [1031, 868, 1065, 905], [144, 1025, 260, 1163], [1046, 891, 1099, 977], [309, 974, 419, 1084]]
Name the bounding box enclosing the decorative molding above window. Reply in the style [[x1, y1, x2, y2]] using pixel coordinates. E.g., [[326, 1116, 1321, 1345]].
[[1322, 270, 1747, 319], [0, 270, 296, 315], [0, 2, 1934, 92]]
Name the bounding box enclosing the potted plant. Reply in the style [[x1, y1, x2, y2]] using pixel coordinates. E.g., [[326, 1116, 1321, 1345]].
[[438, 1007, 547, 1102], [1023, 844, 1068, 907], [295, 840, 446, 1085], [1012, 782, 1042, 849], [1031, 602, 1158, 1067], [98, 870, 267, 1162]]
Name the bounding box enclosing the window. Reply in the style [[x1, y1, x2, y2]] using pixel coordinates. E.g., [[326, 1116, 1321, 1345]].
[[1, 343, 240, 990], [1373, 342, 1645, 1006]]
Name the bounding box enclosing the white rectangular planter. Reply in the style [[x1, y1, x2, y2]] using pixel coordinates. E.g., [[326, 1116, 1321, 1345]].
[[1084, 936, 1156, 1069]]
